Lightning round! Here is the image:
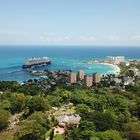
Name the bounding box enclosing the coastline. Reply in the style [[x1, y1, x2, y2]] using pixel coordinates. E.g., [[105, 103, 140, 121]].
[[99, 63, 121, 75], [82, 61, 121, 75]]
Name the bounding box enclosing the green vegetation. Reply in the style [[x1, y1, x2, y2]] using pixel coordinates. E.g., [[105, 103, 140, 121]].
[[0, 76, 140, 140], [54, 134, 64, 140], [15, 112, 51, 140], [0, 109, 11, 131]]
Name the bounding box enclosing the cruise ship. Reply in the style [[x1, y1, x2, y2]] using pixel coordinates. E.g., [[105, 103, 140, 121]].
[[22, 57, 51, 69]]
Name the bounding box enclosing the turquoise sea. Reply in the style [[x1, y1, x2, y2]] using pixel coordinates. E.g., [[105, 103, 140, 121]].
[[0, 46, 139, 82]]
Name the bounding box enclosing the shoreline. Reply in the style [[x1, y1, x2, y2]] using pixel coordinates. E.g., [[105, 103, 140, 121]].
[[81, 61, 121, 75], [99, 63, 121, 75]]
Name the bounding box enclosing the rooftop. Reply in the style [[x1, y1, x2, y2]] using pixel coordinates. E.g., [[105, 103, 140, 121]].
[[55, 113, 81, 124]]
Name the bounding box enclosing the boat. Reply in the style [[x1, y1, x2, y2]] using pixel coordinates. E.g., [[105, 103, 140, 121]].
[[22, 57, 51, 69]]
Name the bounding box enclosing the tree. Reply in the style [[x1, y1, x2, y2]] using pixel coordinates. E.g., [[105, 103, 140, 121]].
[[50, 96, 62, 107], [82, 112, 116, 131], [64, 124, 80, 140], [61, 90, 71, 103], [80, 130, 94, 140], [126, 70, 135, 77], [79, 120, 95, 131], [15, 112, 51, 140], [10, 93, 26, 113], [0, 109, 11, 131], [50, 128, 55, 140], [75, 104, 90, 115], [128, 131, 140, 140], [27, 96, 49, 115], [1, 99, 11, 111], [17, 84, 44, 96], [0, 81, 19, 92], [96, 130, 122, 140]]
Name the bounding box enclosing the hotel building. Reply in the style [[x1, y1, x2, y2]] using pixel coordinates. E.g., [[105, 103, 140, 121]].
[[84, 75, 93, 87], [114, 56, 125, 64], [106, 56, 125, 64], [93, 73, 101, 84], [106, 56, 114, 63], [77, 70, 85, 80], [69, 72, 77, 83]]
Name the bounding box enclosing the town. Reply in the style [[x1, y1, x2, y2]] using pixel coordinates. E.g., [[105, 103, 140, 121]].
[[0, 56, 140, 140], [25, 56, 140, 91]]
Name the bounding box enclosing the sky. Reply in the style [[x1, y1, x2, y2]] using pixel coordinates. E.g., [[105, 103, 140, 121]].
[[0, 0, 140, 46]]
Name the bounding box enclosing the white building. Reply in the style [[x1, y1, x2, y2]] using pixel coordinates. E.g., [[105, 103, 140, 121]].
[[106, 56, 114, 63], [120, 61, 130, 66], [55, 113, 81, 125], [123, 77, 134, 86], [114, 56, 125, 64], [106, 56, 125, 64]]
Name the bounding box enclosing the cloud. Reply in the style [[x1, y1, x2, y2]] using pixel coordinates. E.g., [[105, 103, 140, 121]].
[[131, 35, 140, 41], [2, 32, 140, 45], [79, 36, 97, 42], [42, 32, 57, 36], [40, 35, 99, 43], [0, 31, 32, 35], [107, 36, 120, 41], [40, 36, 70, 43]]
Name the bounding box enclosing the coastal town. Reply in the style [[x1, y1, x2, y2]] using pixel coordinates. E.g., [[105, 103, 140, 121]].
[[24, 56, 140, 91], [0, 55, 140, 140], [1, 0, 140, 139]]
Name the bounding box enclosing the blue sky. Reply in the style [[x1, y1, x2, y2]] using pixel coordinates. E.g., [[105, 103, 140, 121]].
[[0, 0, 140, 46]]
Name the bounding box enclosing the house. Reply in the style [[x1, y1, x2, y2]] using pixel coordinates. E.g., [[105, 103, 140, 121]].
[[55, 113, 81, 125], [129, 68, 139, 76], [110, 78, 121, 86], [120, 61, 130, 66], [123, 77, 134, 86]]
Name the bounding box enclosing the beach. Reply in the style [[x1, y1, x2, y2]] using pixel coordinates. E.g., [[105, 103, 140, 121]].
[[99, 63, 121, 75], [0, 46, 139, 81], [82, 61, 121, 75]]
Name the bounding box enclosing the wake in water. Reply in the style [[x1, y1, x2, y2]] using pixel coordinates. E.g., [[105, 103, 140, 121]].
[[8, 69, 23, 74], [0, 46, 139, 81]]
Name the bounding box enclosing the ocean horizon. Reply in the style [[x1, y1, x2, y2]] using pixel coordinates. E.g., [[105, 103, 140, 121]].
[[0, 46, 140, 82]]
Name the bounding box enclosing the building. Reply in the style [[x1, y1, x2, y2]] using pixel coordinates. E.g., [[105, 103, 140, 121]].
[[129, 68, 139, 76], [106, 56, 125, 64], [77, 70, 85, 80], [93, 73, 101, 84], [123, 77, 134, 86], [55, 113, 81, 125], [120, 61, 130, 66], [114, 56, 125, 64], [110, 78, 121, 86], [106, 56, 114, 63], [68, 72, 77, 83], [84, 75, 93, 87]]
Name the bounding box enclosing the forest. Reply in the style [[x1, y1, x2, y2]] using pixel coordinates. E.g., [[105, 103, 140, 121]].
[[0, 79, 140, 140]]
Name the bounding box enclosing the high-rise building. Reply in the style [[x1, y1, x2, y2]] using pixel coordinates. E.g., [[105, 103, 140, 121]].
[[93, 73, 101, 84], [84, 75, 93, 87], [106, 56, 114, 63], [77, 70, 85, 80], [114, 56, 125, 64], [69, 72, 77, 83], [106, 56, 125, 64]]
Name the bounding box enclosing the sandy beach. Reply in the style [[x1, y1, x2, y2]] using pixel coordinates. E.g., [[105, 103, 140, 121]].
[[81, 61, 121, 75], [99, 63, 121, 75]]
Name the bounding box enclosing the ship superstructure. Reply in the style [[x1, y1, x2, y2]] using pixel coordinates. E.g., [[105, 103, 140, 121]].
[[22, 57, 51, 69]]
